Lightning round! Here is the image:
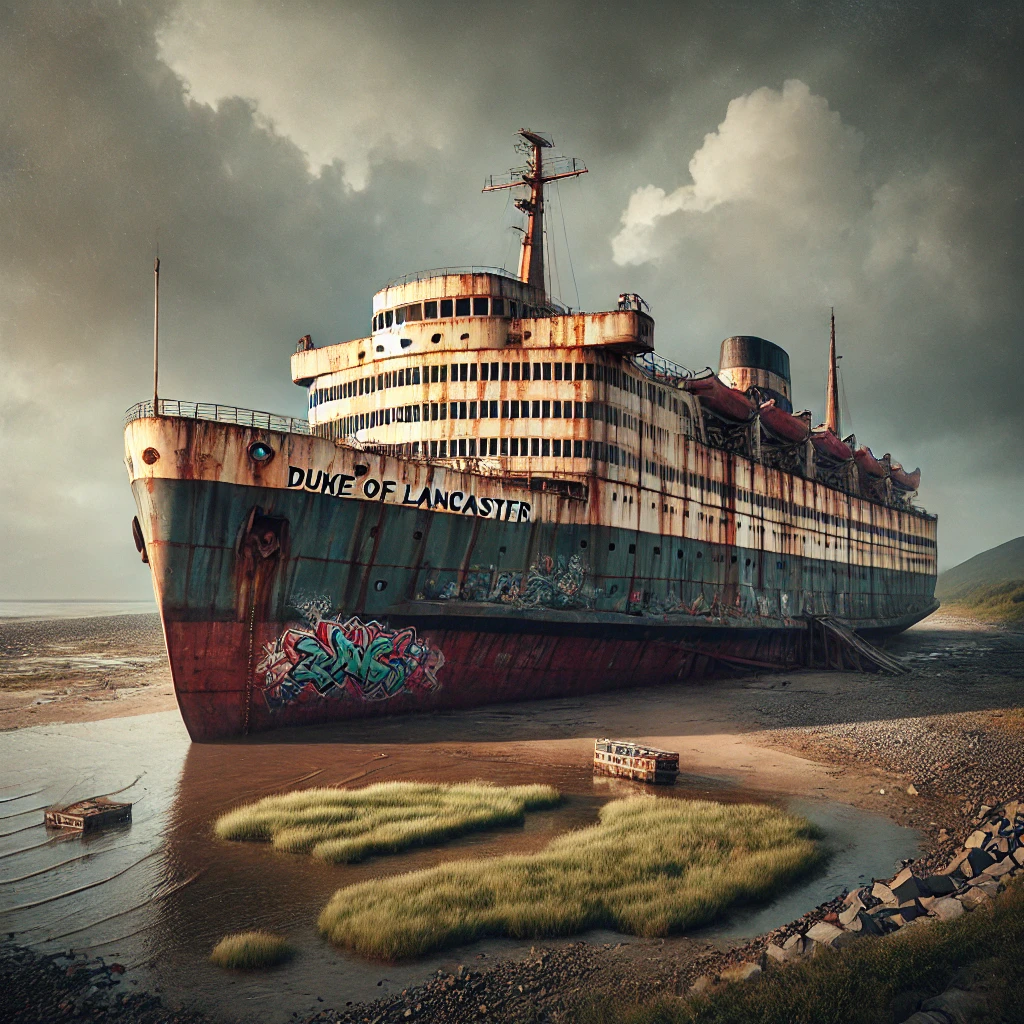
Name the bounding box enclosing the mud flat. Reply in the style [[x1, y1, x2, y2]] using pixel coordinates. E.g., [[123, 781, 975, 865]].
[[1, 610, 1022, 1022]]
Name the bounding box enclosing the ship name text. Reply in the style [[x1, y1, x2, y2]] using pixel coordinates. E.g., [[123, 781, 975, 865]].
[[286, 466, 531, 522]]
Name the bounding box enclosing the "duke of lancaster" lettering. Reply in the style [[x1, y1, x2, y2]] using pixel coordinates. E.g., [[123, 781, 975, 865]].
[[286, 466, 531, 522]]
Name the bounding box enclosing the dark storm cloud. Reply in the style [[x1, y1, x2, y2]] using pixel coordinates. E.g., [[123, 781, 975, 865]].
[[0, 0, 1021, 596]]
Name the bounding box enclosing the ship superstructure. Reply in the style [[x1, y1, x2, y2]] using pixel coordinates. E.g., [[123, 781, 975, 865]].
[[124, 130, 937, 741]]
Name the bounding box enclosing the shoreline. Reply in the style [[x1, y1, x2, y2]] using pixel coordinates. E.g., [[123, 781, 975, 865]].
[[2, 609, 1023, 1022]]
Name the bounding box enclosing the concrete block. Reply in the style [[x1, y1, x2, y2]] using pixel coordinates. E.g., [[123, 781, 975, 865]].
[[806, 921, 846, 946], [765, 943, 790, 963], [890, 868, 928, 903], [897, 899, 926, 921], [922, 874, 957, 896], [929, 897, 964, 921], [964, 848, 995, 877], [964, 830, 988, 849], [983, 857, 1016, 879], [871, 881, 897, 905], [839, 895, 865, 926]]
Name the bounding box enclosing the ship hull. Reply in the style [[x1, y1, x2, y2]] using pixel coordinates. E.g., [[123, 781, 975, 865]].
[[127, 414, 937, 741]]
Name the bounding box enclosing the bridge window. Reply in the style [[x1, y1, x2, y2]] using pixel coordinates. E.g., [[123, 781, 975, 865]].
[[473, 297, 489, 316], [384, 310, 393, 327], [425, 301, 438, 318], [492, 297, 505, 315], [441, 299, 453, 317], [455, 297, 471, 316]]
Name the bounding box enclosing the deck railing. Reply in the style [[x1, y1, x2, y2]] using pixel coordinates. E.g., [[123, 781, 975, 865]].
[[124, 399, 311, 435]]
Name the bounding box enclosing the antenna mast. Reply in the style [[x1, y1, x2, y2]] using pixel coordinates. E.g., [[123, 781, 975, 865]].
[[825, 307, 840, 436], [153, 257, 160, 415], [483, 129, 587, 294]]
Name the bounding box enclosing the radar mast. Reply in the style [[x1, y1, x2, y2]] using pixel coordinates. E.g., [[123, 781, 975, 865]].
[[483, 129, 587, 294]]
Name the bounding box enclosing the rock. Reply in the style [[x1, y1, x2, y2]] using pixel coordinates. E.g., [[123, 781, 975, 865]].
[[920, 985, 989, 1021], [890, 868, 929, 903], [964, 830, 988, 849], [765, 943, 790, 963], [958, 888, 991, 910], [689, 976, 715, 995], [805, 921, 855, 948], [782, 933, 809, 954], [907, 784, 919, 796], [922, 874, 957, 896], [871, 881, 898, 905], [964, 848, 996, 876], [720, 963, 761, 983], [929, 896, 965, 920], [845, 910, 883, 935], [897, 900, 926, 922], [982, 857, 1016, 880], [839, 896, 865, 926]]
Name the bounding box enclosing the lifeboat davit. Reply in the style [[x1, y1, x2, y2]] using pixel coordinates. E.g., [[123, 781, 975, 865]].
[[890, 463, 921, 491], [811, 428, 852, 462], [854, 446, 889, 479], [684, 372, 755, 421], [759, 399, 811, 444]]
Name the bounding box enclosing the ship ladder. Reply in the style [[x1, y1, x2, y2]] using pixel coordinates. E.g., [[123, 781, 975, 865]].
[[806, 615, 910, 676]]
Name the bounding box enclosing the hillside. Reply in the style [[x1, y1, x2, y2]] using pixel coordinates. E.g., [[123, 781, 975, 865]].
[[936, 536, 1024, 625]]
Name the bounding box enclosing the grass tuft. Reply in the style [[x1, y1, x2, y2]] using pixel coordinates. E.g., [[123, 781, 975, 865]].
[[317, 797, 823, 960], [215, 781, 562, 863], [209, 931, 294, 970]]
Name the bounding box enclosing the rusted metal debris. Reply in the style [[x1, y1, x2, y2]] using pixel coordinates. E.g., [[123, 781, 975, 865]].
[[806, 616, 910, 675], [594, 739, 679, 784], [44, 797, 132, 832]]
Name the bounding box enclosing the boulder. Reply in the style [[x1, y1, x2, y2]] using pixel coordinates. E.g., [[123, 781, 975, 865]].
[[720, 963, 761, 984], [890, 868, 929, 903], [922, 874, 957, 896], [765, 943, 790, 964], [806, 921, 846, 945], [964, 830, 989, 849], [983, 857, 1016, 880], [963, 848, 995, 877], [839, 895, 865, 926], [871, 881, 898, 905], [929, 897, 964, 921], [897, 899, 926, 922], [958, 888, 991, 911]]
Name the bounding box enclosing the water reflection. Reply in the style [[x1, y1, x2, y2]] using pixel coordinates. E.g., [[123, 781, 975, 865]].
[[1, 709, 920, 1021]]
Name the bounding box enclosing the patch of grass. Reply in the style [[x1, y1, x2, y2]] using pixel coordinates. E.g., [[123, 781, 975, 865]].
[[215, 781, 562, 863], [209, 931, 294, 970], [573, 880, 1024, 1024], [944, 579, 1024, 626], [317, 797, 823, 960]]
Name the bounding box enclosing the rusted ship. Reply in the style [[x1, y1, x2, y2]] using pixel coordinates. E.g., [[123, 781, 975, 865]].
[[124, 129, 938, 742], [594, 740, 680, 784]]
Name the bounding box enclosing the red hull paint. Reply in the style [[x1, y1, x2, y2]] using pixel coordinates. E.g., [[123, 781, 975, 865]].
[[163, 618, 802, 741]]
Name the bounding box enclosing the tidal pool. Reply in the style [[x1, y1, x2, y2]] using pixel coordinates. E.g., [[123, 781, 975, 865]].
[[0, 708, 919, 1022]]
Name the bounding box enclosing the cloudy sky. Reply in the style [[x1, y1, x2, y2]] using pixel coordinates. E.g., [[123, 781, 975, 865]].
[[1, 0, 1021, 599]]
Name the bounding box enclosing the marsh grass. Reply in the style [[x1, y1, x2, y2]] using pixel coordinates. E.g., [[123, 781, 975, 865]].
[[215, 781, 562, 863], [209, 931, 294, 969], [317, 797, 824, 960], [574, 878, 1024, 1024]]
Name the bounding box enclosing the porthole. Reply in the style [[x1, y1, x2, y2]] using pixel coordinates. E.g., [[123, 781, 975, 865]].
[[677, 549, 683, 559], [628, 543, 636, 554], [413, 530, 423, 541], [498, 546, 507, 555], [653, 546, 660, 555], [375, 345, 384, 353], [431, 333, 442, 344], [354, 464, 369, 477], [374, 580, 387, 592], [580, 539, 588, 549], [460, 333, 469, 340], [141, 447, 160, 465], [696, 551, 703, 559], [610, 584, 619, 595], [358, 351, 366, 359], [400, 338, 413, 348], [247, 440, 275, 464], [608, 542, 616, 551]]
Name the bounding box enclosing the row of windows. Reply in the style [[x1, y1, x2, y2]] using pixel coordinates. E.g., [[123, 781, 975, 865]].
[[372, 296, 551, 332], [309, 358, 684, 415]]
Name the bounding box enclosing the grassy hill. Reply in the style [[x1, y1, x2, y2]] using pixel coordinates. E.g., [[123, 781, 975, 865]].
[[936, 536, 1024, 625]]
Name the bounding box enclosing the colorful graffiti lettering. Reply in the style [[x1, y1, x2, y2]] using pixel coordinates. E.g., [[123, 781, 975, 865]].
[[259, 615, 444, 710], [518, 554, 592, 609]]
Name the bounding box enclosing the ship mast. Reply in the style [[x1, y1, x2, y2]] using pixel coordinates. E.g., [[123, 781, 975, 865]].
[[825, 307, 841, 436], [483, 129, 587, 294]]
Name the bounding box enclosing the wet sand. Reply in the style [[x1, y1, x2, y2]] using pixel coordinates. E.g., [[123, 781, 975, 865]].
[[2, 609, 1022, 1022]]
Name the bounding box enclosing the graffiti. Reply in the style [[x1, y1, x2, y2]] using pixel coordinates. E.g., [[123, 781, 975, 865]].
[[518, 554, 593, 610], [259, 613, 444, 710]]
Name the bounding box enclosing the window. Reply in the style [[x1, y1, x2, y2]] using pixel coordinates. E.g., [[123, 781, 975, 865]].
[[542, 362, 552, 380], [405, 304, 422, 321], [469, 401, 477, 418], [441, 298, 453, 317], [575, 363, 584, 381], [473, 297, 489, 316], [455, 297, 471, 316], [531, 400, 540, 417], [492, 297, 505, 316], [400, 338, 412, 348], [469, 363, 477, 382], [430, 365, 439, 383], [553, 400, 561, 417], [425, 301, 438, 318], [431, 333, 441, 344], [511, 362, 521, 381], [541, 439, 550, 456], [489, 400, 498, 417], [395, 307, 406, 325], [384, 310, 393, 327], [554, 363, 562, 381], [541, 400, 550, 418], [531, 439, 540, 456], [509, 300, 519, 316]]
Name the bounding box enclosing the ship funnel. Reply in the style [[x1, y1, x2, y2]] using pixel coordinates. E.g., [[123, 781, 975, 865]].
[[718, 336, 792, 412]]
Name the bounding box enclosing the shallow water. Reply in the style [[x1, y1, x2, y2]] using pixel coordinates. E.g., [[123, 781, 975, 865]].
[[0, 599, 156, 620], [0, 709, 919, 1022]]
